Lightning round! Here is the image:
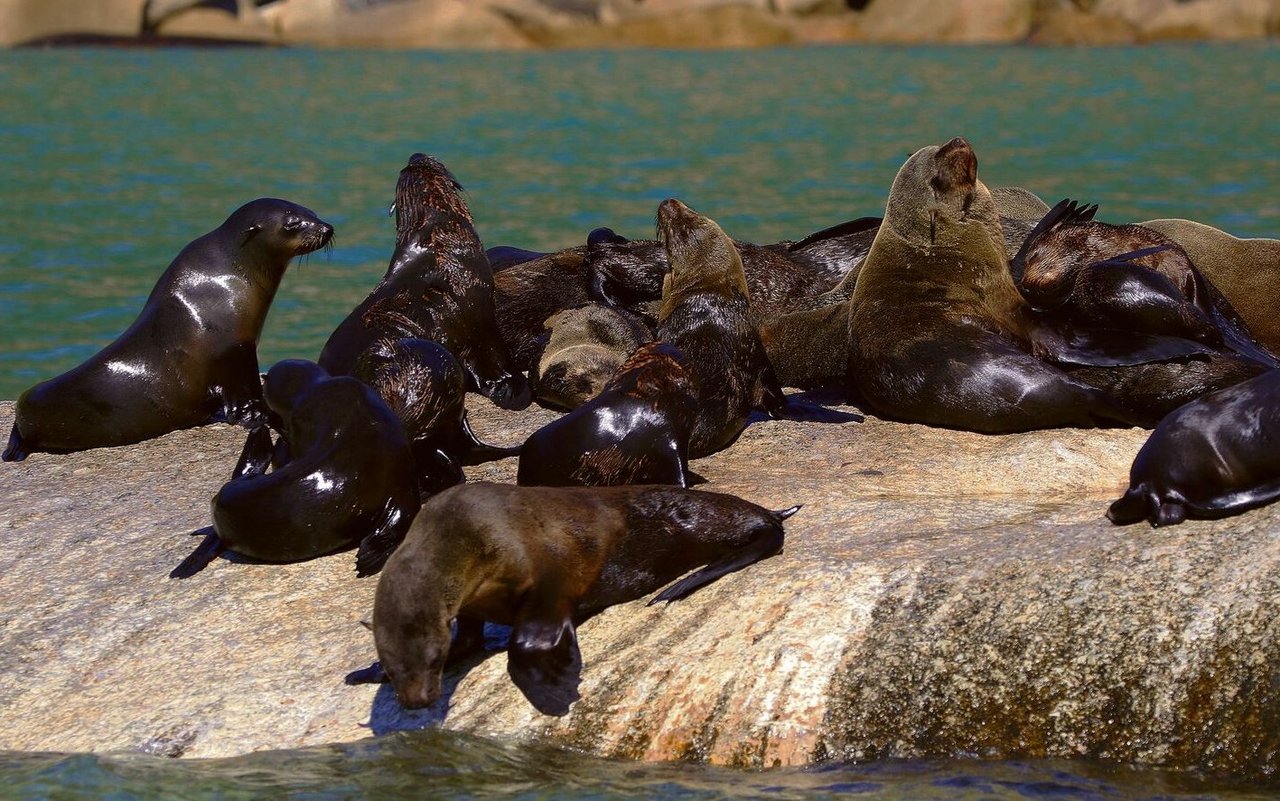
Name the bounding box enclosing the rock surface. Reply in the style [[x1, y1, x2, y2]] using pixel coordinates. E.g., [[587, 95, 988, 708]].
[[3, 396, 1280, 779], [4, 0, 1279, 47]]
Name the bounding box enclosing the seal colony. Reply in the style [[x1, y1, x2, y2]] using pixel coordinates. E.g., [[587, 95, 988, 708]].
[[4, 141, 1279, 718]]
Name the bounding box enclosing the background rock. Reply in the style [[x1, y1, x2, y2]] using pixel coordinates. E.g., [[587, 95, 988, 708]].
[[0, 0, 145, 46], [4, 396, 1280, 779], [850, 0, 1035, 44]]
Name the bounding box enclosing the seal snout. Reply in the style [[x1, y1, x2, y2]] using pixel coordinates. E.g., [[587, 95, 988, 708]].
[[932, 136, 978, 193]]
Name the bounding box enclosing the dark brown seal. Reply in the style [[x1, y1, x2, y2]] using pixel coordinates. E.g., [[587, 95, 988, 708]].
[[492, 245, 593, 373], [171, 359, 421, 579], [354, 329, 518, 496], [354, 481, 798, 715], [1108, 369, 1280, 527], [654, 198, 788, 456], [318, 153, 531, 411], [3, 198, 333, 462], [518, 341, 697, 487], [846, 138, 1145, 433]]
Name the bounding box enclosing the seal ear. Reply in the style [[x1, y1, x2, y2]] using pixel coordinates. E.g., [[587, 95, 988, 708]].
[[241, 223, 263, 246]]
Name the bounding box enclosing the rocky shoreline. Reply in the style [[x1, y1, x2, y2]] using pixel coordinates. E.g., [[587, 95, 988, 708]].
[[4, 0, 1279, 50], [4, 396, 1280, 779]]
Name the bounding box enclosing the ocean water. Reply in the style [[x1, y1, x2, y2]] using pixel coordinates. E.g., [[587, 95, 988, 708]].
[[0, 44, 1277, 401], [0, 43, 1279, 797]]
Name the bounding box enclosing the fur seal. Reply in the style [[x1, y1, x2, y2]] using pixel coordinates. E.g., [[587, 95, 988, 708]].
[[491, 246, 593, 373], [654, 198, 788, 456], [318, 154, 531, 411], [355, 481, 799, 715], [1012, 200, 1276, 368], [1140, 218, 1280, 355], [846, 138, 1145, 432], [1108, 369, 1280, 527], [172, 359, 422, 579], [518, 341, 697, 487], [3, 198, 333, 462], [354, 329, 518, 495], [533, 303, 654, 411]]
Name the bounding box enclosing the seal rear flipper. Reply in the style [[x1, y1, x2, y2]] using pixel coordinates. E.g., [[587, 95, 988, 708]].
[[230, 426, 274, 479], [170, 528, 227, 579], [507, 614, 582, 716], [648, 526, 785, 605], [771, 398, 864, 424], [354, 500, 414, 578], [344, 661, 388, 685], [2, 425, 28, 462], [1010, 198, 1098, 286]]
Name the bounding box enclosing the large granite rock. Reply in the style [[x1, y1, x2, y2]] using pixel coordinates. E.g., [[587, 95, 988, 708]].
[[3, 395, 1280, 779], [260, 0, 535, 48], [0, 0, 144, 46], [850, 0, 1035, 43]]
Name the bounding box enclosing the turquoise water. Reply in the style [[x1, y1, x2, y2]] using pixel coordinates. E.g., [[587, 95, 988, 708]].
[[1, 733, 1275, 800], [1, 45, 1278, 400], [1, 44, 1280, 797]]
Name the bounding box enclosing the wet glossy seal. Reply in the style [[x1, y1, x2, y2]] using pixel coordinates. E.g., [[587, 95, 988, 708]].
[[518, 341, 697, 487], [1108, 369, 1280, 527], [171, 359, 421, 579], [846, 138, 1144, 432], [3, 198, 333, 461], [318, 153, 531, 411], [351, 481, 799, 715], [655, 198, 788, 456]]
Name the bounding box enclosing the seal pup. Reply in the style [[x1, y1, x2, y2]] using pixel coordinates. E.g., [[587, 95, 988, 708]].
[[533, 303, 654, 411], [654, 198, 789, 456], [1012, 200, 1277, 368], [1108, 369, 1280, 527], [353, 481, 799, 715], [318, 153, 531, 411], [846, 138, 1144, 433], [518, 341, 697, 487], [3, 198, 333, 462], [1141, 218, 1280, 355], [171, 359, 422, 579]]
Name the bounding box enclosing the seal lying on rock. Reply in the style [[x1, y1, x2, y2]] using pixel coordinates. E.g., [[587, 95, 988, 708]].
[[846, 138, 1144, 432], [533, 303, 653, 411], [1108, 369, 1280, 528], [3, 198, 333, 462], [171, 359, 421, 579], [350, 481, 799, 715], [518, 342, 697, 487], [318, 153, 531, 411], [493, 246, 594, 373]]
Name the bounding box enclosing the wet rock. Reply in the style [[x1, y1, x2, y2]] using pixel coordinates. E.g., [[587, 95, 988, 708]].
[[2, 398, 1280, 779], [263, 0, 534, 49]]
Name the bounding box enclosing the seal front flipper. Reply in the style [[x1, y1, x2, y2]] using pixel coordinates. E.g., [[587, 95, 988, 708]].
[[213, 341, 268, 429], [1030, 324, 1214, 368], [649, 523, 786, 605], [413, 447, 466, 499], [2, 425, 28, 462], [506, 591, 582, 716], [231, 426, 275, 479], [769, 398, 864, 425], [170, 527, 227, 579], [456, 414, 520, 466], [344, 661, 388, 685], [354, 499, 415, 578]]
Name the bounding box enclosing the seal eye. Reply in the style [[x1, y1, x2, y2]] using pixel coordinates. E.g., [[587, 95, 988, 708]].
[[282, 216, 303, 232]]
